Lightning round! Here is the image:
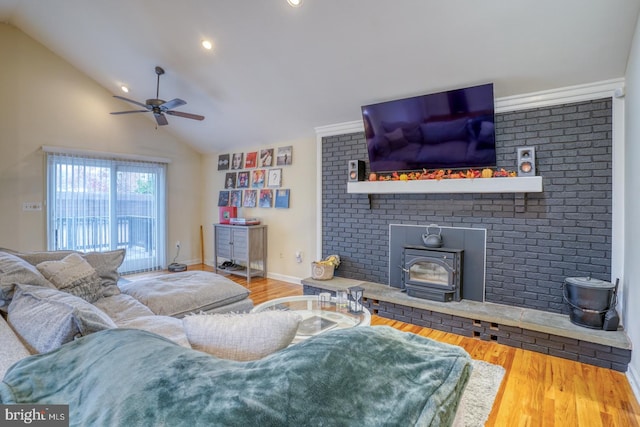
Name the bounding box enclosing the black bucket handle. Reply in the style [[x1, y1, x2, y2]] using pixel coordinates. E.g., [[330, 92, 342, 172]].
[[562, 283, 609, 314]]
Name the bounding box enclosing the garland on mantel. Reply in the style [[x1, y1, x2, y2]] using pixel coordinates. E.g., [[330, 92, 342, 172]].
[[369, 168, 517, 182]]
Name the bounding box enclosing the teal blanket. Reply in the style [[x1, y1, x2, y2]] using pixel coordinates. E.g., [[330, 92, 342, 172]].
[[0, 326, 471, 427]]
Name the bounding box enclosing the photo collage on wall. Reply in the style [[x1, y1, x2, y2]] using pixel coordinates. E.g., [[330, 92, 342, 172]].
[[217, 146, 292, 209]]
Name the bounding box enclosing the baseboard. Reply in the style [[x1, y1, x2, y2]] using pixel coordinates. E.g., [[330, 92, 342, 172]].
[[266, 272, 303, 285], [628, 363, 640, 405]]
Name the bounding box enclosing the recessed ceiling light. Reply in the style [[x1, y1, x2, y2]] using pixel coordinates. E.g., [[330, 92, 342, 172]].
[[120, 85, 129, 93], [201, 40, 213, 50], [287, 0, 302, 7]]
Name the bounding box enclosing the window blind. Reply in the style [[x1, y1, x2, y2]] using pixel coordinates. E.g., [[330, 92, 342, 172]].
[[46, 151, 167, 274]]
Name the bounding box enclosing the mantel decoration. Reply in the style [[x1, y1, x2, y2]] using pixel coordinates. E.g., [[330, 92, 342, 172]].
[[217, 146, 292, 211], [368, 168, 517, 182]]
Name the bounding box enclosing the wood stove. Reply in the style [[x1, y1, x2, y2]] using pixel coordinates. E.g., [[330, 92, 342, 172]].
[[402, 246, 463, 302]]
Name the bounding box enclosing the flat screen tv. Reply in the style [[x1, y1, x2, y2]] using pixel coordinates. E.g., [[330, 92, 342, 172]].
[[361, 83, 496, 173]]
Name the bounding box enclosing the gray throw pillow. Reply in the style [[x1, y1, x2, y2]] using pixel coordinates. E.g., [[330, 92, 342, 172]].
[[36, 253, 104, 303], [1, 248, 124, 298], [7, 284, 117, 353], [0, 252, 54, 308], [83, 249, 124, 297], [183, 311, 302, 361]]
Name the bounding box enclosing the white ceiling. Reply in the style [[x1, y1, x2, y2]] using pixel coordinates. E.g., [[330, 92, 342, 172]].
[[1, 0, 639, 154]]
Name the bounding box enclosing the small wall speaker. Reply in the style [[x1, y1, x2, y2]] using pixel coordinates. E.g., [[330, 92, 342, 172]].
[[348, 160, 365, 182], [516, 147, 536, 177]]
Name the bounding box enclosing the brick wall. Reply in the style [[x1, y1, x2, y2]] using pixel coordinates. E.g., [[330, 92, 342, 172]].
[[322, 99, 612, 314]]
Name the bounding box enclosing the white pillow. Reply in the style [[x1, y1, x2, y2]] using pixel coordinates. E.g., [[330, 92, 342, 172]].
[[182, 311, 301, 361]]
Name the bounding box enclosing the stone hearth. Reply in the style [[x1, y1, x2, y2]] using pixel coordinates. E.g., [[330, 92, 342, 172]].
[[302, 276, 631, 372]]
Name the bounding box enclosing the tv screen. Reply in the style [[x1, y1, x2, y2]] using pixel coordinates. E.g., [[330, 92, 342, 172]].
[[361, 83, 496, 173]]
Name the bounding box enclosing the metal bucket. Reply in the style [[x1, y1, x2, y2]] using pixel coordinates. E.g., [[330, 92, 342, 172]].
[[563, 277, 615, 329]]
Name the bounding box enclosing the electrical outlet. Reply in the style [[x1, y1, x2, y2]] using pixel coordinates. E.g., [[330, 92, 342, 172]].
[[295, 251, 303, 263], [175, 241, 181, 249], [22, 202, 42, 211]]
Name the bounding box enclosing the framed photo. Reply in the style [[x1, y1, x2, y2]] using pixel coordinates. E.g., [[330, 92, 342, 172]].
[[276, 146, 292, 166], [219, 206, 237, 224], [252, 169, 265, 188], [217, 154, 230, 171], [259, 189, 273, 208], [244, 151, 258, 169], [237, 171, 250, 189], [243, 190, 257, 208], [218, 191, 230, 206], [267, 168, 282, 188], [231, 153, 244, 170], [259, 148, 274, 167], [275, 189, 290, 209], [224, 172, 237, 189], [230, 190, 242, 207]]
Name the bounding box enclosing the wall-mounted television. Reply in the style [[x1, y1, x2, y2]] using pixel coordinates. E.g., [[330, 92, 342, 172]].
[[361, 83, 496, 172]]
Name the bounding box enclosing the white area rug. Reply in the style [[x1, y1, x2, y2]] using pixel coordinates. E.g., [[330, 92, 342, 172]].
[[459, 359, 506, 427]]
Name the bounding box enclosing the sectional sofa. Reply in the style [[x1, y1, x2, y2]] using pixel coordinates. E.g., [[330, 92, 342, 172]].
[[0, 248, 473, 426]]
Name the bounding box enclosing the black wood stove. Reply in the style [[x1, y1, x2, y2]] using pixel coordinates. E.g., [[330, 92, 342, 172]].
[[402, 246, 464, 302]]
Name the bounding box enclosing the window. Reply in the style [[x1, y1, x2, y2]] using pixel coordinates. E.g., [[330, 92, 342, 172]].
[[45, 150, 167, 274]]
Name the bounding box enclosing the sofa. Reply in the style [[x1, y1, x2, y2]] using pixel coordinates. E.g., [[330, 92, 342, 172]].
[[0, 248, 255, 375], [0, 248, 473, 426]]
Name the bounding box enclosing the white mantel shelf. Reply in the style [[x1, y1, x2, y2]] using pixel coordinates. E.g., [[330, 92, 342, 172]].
[[347, 176, 543, 194]]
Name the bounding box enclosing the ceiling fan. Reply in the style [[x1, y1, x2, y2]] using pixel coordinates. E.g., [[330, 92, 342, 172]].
[[110, 66, 204, 126]]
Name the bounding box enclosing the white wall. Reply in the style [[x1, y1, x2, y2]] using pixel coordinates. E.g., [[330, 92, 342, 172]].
[[623, 14, 640, 401], [0, 23, 203, 263], [202, 138, 317, 283]]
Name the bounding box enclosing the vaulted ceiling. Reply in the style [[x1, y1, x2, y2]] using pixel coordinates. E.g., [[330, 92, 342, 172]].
[[1, 0, 638, 153]]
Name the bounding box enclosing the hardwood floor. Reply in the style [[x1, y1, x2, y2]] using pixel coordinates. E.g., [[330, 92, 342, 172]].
[[182, 267, 640, 426]]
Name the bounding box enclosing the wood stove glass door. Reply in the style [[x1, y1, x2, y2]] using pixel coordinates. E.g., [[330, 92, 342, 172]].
[[407, 259, 453, 288]]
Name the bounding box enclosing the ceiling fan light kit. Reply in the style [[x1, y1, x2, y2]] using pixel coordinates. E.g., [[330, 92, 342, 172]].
[[110, 66, 205, 126]]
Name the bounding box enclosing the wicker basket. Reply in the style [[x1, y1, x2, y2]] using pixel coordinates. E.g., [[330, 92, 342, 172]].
[[311, 262, 334, 280]]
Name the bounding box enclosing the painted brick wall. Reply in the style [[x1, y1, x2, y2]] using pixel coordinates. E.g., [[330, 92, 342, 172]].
[[322, 99, 612, 314]]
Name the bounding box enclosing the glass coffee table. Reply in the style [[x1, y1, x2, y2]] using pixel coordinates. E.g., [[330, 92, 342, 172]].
[[251, 295, 371, 344]]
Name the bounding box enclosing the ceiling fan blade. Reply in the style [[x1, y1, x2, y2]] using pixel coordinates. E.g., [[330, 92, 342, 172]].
[[166, 110, 205, 121], [161, 98, 187, 110], [154, 113, 169, 126], [110, 110, 149, 115], [113, 95, 150, 110]]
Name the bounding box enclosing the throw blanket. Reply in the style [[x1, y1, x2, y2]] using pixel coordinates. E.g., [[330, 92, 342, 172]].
[[0, 326, 471, 427]]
